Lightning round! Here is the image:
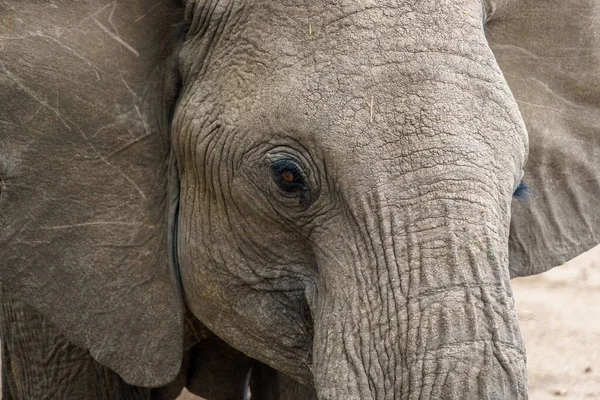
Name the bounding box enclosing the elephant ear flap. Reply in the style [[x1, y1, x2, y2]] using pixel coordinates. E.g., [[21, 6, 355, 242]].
[[486, 2, 600, 278], [0, 2, 185, 386]]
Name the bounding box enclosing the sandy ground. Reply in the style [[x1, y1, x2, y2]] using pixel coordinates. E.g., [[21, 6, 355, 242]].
[[512, 246, 600, 399], [1, 246, 598, 399]]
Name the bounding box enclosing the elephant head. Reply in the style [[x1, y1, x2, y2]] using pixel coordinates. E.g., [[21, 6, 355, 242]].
[[0, 0, 598, 398]]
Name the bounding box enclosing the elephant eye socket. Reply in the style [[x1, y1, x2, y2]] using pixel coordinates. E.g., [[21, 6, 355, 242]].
[[513, 170, 529, 198], [513, 181, 529, 198], [271, 159, 307, 194]]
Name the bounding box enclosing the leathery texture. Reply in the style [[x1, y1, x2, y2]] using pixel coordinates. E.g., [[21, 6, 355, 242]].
[[174, 0, 529, 398], [0, 284, 153, 400], [310, 194, 527, 399]]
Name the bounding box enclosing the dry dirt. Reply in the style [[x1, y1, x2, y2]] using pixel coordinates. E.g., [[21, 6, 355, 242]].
[[512, 246, 600, 400], [2, 246, 599, 400]]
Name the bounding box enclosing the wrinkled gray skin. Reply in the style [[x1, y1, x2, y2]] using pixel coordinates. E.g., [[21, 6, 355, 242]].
[[175, 1, 530, 397], [1, 0, 599, 399]]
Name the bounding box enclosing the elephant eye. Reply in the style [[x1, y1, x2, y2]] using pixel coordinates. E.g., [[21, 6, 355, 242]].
[[513, 181, 529, 198], [271, 159, 307, 194], [513, 170, 529, 199], [513, 170, 529, 198]]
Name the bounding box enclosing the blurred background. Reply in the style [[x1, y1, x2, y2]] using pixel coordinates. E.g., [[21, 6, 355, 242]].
[[512, 245, 600, 399]]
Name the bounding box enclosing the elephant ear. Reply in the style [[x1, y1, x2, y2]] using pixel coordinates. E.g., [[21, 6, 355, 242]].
[[486, 0, 600, 278], [0, 1, 185, 386]]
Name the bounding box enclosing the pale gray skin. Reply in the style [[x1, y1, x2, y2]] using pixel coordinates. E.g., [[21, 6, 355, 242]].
[[0, 0, 599, 399]]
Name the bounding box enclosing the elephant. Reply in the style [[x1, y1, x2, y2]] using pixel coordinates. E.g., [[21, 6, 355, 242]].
[[0, 0, 598, 398]]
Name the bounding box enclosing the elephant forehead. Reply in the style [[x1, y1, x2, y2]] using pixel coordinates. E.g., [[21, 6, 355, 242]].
[[186, 0, 494, 93], [211, 57, 525, 173], [179, 0, 527, 179], [186, 0, 519, 127]]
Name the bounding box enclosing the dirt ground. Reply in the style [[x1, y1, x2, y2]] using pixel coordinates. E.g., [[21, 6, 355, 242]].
[[1, 246, 598, 400], [512, 245, 600, 399]]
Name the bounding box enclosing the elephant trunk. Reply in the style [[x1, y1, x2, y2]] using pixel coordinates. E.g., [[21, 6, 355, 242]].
[[309, 195, 528, 399]]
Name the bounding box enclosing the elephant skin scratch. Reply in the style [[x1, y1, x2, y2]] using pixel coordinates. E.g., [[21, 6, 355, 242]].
[[134, 104, 150, 137], [120, 73, 151, 135], [77, 3, 114, 26], [45, 35, 102, 80], [94, 152, 148, 199], [90, 123, 116, 138], [106, 133, 153, 159], [24, 104, 45, 123], [93, 19, 139, 57], [13, 240, 52, 245], [57, 115, 147, 199], [370, 95, 374, 123], [55, 80, 59, 114], [120, 73, 139, 100], [0, 119, 18, 126], [108, 3, 121, 37], [1, 44, 145, 200], [41, 221, 148, 230], [492, 44, 542, 60], [0, 33, 102, 80], [134, 1, 166, 23], [515, 100, 564, 113], [1, 65, 72, 131]]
